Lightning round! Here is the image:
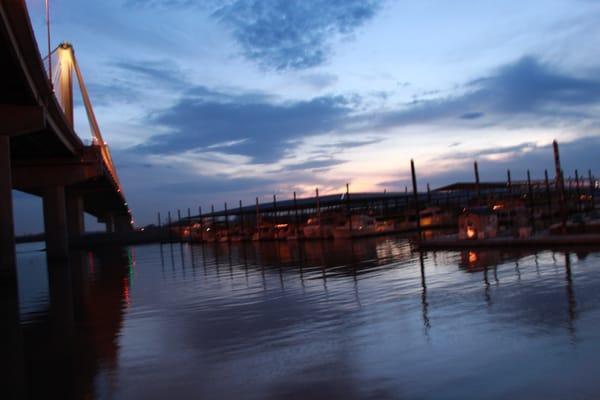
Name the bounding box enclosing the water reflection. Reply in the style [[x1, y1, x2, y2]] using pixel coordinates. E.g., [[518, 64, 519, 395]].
[[6, 237, 600, 398]]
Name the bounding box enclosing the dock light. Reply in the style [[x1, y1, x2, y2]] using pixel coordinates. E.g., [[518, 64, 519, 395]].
[[468, 251, 478, 264], [466, 225, 477, 239]]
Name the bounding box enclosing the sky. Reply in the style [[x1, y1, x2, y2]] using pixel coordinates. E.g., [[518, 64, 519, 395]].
[[13, 0, 600, 234]]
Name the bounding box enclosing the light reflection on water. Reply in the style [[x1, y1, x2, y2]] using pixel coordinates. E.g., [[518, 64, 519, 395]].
[[13, 237, 600, 399]]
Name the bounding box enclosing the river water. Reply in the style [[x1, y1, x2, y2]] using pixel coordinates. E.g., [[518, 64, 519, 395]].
[[13, 237, 600, 399]]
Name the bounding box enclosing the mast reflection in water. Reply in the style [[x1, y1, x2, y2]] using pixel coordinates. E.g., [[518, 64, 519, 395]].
[[8, 238, 600, 399]]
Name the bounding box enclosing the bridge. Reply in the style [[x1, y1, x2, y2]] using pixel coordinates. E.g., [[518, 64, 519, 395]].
[[0, 1, 133, 270]]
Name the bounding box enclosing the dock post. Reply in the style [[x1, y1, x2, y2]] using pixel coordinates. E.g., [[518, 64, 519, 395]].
[[167, 211, 173, 242], [474, 161, 481, 202], [316, 188, 322, 239], [346, 183, 353, 233], [383, 188, 388, 218], [426, 183, 431, 205], [157, 212, 163, 242], [553, 140, 567, 233], [293, 192, 299, 237], [589, 170, 596, 210], [255, 197, 260, 240], [224, 202, 230, 242], [411, 159, 421, 236], [527, 170, 535, 231], [544, 170, 552, 222], [575, 170, 581, 212], [211, 205, 216, 242], [273, 195, 278, 240], [507, 169, 512, 195], [187, 208, 192, 242], [239, 200, 245, 238], [198, 206, 203, 242], [177, 209, 183, 242]]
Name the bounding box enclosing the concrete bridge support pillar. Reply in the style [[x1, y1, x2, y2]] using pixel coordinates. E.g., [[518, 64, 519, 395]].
[[105, 214, 115, 233], [115, 215, 132, 233], [0, 136, 16, 272], [42, 186, 69, 261], [66, 193, 85, 239], [0, 135, 24, 397]]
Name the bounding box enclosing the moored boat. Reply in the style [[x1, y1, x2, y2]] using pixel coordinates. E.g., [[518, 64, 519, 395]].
[[333, 214, 378, 239], [419, 207, 455, 228]]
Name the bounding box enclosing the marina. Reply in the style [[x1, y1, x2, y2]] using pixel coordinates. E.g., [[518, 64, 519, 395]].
[[152, 154, 599, 251], [3, 1, 600, 398]]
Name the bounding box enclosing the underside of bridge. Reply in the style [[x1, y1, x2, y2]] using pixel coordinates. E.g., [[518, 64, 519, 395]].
[[0, 1, 132, 268]]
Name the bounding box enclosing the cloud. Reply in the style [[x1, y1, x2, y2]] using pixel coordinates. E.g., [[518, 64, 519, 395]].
[[467, 56, 600, 113], [459, 112, 484, 120], [374, 56, 600, 130], [111, 59, 187, 89], [428, 136, 600, 187], [212, 0, 383, 70], [279, 158, 346, 172], [374, 136, 600, 191], [86, 82, 140, 106], [161, 176, 278, 195], [138, 86, 354, 163], [299, 73, 339, 89], [130, 55, 600, 178]]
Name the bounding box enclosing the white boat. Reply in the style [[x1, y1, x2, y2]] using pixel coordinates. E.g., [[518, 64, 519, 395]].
[[302, 214, 341, 239], [252, 224, 276, 241], [375, 219, 396, 234], [419, 207, 454, 227], [333, 214, 377, 239]]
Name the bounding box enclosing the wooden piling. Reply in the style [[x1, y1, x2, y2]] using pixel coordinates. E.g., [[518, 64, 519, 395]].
[[239, 200, 245, 236], [273, 194, 278, 239], [507, 169, 512, 194], [575, 170, 581, 211], [211, 205, 216, 241], [411, 159, 421, 235], [527, 170, 534, 230], [383, 188, 388, 218], [544, 169, 552, 221], [224, 202, 230, 242], [198, 206, 203, 242], [255, 197, 260, 239], [589, 169, 596, 210], [293, 192, 299, 237], [167, 211, 173, 242], [316, 188, 322, 239], [553, 140, 567, 233], [346, 183, 353, 233], [474, 161, 481, 201], [177, 209, 183, 242], [426, 183, 431, 205], [187, 208, 192, 242]]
